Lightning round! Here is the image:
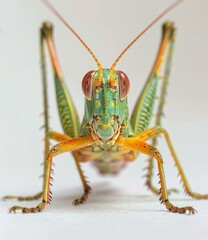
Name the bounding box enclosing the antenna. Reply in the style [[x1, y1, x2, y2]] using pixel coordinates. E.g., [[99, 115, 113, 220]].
[[110, 0, 184, 80], [41, 0, 103, 77]]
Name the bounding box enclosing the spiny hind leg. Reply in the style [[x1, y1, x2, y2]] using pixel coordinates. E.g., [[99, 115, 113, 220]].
[[134, 22, 178, 195], [3, 132, 52, 202], [4, 138, 91, 207], [2, 133, 62, 202], [9, 136, 95, 213], [116, 136, 196, 214], [3, 126, 49, 202], [138, 127, 208, 200], [5, 20, 89, 206], [3, 22, 53, 203], [40, 21, 90, 205]]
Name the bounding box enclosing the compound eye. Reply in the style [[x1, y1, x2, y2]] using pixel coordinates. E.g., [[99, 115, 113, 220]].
[[117, 70, 130, 101], [82, 71, 95, 100]]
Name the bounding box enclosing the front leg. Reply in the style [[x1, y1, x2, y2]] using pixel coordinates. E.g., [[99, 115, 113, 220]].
[[48, 131, 92, 206], [9, 136, 95, 213], [116, 136, 196, 214]]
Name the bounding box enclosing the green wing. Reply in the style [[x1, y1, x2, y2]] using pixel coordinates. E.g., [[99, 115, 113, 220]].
[[131, 22, 175, 135], [131, 74, 158, 134], [55, 76, 80, 138]]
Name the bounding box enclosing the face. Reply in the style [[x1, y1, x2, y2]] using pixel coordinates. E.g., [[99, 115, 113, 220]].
[[82, 69, 130, 142]]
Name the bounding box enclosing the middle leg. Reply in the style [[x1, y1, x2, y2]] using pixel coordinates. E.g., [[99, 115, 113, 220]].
[[136, 127, 208, 199]]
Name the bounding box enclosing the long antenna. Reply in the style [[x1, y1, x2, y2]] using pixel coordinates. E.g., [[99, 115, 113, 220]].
[[41, 0, 103, 77], [110, 0, 184, 78]]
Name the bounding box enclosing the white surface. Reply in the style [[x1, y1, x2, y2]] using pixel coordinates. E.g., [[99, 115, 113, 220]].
[[1, 0, 208, 239]]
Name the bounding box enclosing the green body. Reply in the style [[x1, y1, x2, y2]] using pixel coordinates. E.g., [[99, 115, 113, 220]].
[[8, 2, 202, 215], [47, 22, 174, 174], [54, 68, 158, 174]]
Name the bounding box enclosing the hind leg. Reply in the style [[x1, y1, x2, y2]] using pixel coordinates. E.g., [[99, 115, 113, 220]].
[[130, 22, 179, 195], [4, 22, 89, 206]]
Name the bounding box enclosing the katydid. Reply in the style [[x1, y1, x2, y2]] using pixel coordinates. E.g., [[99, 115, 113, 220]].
[[4, 0, 208, 214]]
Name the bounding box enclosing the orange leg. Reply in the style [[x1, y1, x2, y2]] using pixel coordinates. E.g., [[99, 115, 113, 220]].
[[3, 131, 68, 202], [4, 131, 92, 205], [3, 131, 69, 202], [116, 135, 196, 214], [47, 130, 71, 141], [9, 136, 95, 213], [47, 131, 92, 205], [136, 127, 208, 199]]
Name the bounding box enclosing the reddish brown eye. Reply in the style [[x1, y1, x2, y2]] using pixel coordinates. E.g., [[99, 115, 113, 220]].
[[117, 70, 130, 101], [82, 70, 95, 100]]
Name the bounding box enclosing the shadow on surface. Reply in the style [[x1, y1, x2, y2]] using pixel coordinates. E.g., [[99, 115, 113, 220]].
[[2, 180, 205, 214], [48, 181, 202, 214]]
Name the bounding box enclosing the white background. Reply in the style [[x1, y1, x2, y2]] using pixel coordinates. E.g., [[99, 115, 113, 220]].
[[0, 0, 208, 239]]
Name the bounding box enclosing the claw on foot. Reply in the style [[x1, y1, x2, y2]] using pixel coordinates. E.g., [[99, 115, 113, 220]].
[[9, 202, 46, 214], [72, 186, 92, 206], [165, 200, 196, 215]]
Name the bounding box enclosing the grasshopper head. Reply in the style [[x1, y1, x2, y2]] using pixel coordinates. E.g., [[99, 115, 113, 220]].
[[82, 69, 130, 144], [43, 0, 183, 143]]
